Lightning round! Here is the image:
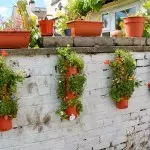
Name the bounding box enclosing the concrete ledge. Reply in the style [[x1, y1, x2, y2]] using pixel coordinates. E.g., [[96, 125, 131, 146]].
[[4, 46, 150, 56], [43, 37, 150, 48], [43, 36, 73, 47]]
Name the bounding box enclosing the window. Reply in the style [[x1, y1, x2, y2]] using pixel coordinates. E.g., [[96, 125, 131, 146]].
[[115, 7, 136, 30], [102, 13, 110, 29]]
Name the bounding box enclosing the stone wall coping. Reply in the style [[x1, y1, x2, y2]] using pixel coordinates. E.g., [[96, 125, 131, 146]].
[[3, 46, 150, 56]]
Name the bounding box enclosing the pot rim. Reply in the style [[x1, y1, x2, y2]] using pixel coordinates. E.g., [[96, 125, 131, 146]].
[[123, 16, 145, 20], [0, 31, 31, 33], [67, 20, 103, 24]]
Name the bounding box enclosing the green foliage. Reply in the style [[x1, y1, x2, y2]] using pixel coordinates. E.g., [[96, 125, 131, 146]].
[[0, 56, 24, 118], [55, 11, 69, 35], [57, 76, 66, 99], [68, 74, 86, 97], [66, 0, 105, 20], [0, 100, 18, 118], [109, 49, 141, 102], [56, 101, 68, 120], [142, 0, 150, 37], [17, 0, 42, 48], [57, 46, 84, 74]]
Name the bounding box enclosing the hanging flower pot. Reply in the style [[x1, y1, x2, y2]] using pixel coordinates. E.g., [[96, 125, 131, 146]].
[[0, 31, 31, 49], [65, 91, 76, 101], [65, 107, 77, 120], [67, 20, 103, 37], [0, 116, 12, 132], [65, 66, 78, 77], [39, 19, 54, 36], [123, 16, 145, 37], [116, 97, 128, 109]]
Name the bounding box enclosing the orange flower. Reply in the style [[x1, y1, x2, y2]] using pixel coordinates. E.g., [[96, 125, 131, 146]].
[[1, 50, 8, 57], [129, 76, 134, 81], [104, 60, 110, 65], [115, 57, 121, 63]]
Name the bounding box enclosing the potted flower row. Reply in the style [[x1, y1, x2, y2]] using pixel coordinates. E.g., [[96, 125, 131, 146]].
[[0, 0, 42, 49], [105, 49, 141, 109], [56, 46, 86, 120], [0, 51, 24, 131], [55, 0, 104, 36]]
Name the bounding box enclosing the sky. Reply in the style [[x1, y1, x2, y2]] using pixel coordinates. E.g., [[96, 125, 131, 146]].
[[0, 0, 45, 18]]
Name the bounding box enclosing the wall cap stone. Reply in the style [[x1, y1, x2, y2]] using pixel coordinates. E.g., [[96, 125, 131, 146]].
[[4, 46, 150, 56]]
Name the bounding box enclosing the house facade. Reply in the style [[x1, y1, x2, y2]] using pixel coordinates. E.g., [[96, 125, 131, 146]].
[[45, 0, 142, 36]]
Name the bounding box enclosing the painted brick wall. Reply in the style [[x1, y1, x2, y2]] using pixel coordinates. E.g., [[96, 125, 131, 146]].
[[1, 52, 150, 150]]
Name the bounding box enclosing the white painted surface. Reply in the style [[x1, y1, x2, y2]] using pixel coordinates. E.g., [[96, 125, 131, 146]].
[[0, 52, 150, 149]]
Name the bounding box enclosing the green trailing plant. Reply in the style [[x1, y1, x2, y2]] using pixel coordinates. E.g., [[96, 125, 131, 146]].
[[56, 46, 86, 121], [57, 46, 84, 74], [68, 74, 86, 97], [0, 53, 24, 118], [105, 49, 141, 102]]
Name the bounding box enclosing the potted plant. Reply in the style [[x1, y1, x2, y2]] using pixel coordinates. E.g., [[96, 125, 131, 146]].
[[55, 11, 71, 36], [0, 51, 24, 131], [0, 0, 32, 49], [64, 0, 104, 36], [123, 12, 145, 37], [56, 46, 86, 120], [104, 49, 141, 109]]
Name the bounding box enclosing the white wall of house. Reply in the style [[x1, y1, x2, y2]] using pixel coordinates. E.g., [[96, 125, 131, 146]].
[[44, 0, 69, 18]]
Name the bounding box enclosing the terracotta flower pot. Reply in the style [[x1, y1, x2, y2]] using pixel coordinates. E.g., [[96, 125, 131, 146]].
[[65, 107, 77, 120], [65, 91, 76, 101], [116, 97, 128, 109], [123, 16, 145, 37], [0, 31, 31, 49], [147, 83, 150, 89], [0, 116, 12, 132], [67, 20, 103, 37], [39, 20, 54, 36], [65, 66, 78, 77]]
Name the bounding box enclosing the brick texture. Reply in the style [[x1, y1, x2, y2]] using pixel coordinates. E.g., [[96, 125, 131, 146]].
[[1, 51, 150, 150]]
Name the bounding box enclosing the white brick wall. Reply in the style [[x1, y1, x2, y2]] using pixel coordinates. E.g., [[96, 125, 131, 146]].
[[1, 52, 150, 150]]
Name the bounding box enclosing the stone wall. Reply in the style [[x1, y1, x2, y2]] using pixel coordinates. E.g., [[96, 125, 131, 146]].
[[1, 37, 150, 150]]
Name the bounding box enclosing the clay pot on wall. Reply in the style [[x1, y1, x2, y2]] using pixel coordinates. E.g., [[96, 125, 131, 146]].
[[0, 31, 31, 49], [67, 20, 103, 37], [65, 107, 77, 120], [65, 66, 78, 77], [39, 19, 54, 36], [0, 116, 12, 132], [116, 97, 128, 109], [123, 16, 145, 37], [65, 91, 76, 101]]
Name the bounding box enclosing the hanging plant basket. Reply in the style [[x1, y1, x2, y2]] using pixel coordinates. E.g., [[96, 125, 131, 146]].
[[123, 16, 145, 37], [39, 20, 54, 36], [67, 20, 103, 37], [0, 116, 12, 132], [0, 31, 31, 49], [116, 97, 128, 109]]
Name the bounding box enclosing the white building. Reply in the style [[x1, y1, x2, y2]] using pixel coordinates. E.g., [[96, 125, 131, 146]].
[[44, 0, 142, 36]]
